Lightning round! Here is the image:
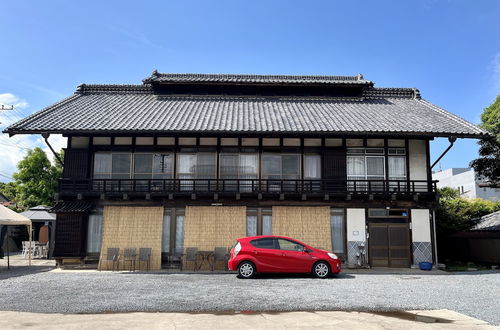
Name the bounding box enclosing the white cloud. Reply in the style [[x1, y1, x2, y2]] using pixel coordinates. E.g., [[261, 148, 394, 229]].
[[0, 93, 67, 181], [0, 93, 28, 110]]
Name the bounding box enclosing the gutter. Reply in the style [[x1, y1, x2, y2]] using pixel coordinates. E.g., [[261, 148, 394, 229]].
[[42, 133, 64, 167], [431, 136, 457, 169]]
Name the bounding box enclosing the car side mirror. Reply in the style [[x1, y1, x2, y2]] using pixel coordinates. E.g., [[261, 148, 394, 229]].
[[304, 248, 312, 253]]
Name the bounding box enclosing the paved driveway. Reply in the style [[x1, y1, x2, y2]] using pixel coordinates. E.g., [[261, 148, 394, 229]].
[[0, 268, 499, 326]]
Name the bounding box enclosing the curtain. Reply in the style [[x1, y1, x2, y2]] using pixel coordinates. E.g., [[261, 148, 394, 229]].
[[177, 154, 196, 175], [175, 215, 185, 253], [86, 211, 103, 253], [331, 212, 344, 254], [246, 215, 257, 236], [240, 154, 258, 178], [93, 153, 111, 178], [220, 154, 238, 179], [262, 215, 272, 235], [388, 156, 406, 179], [304, 155, 321, 179], [162, 213, 171, 253], [347, 156, 365, 178]]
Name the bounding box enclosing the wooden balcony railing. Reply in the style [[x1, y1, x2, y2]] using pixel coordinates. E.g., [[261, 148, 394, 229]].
[[59, 178, 437, 195]]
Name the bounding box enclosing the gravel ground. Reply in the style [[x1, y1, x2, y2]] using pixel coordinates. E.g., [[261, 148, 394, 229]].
[[0, 269, 499, 325]]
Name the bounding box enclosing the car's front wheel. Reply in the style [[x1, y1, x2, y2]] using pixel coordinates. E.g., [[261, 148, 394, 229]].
[[237, 261, 256, 279], [312, 261, 331, 278]]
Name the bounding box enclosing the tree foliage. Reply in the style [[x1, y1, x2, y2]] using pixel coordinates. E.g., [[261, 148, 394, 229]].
[[0, 147, 63, 210], [436, 188, 500, 234], [470, 95, 500, 186]]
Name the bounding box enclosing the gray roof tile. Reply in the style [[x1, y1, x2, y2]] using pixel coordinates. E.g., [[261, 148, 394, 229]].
[[4, 81, 485, 138], [143, 71, 372, 85]]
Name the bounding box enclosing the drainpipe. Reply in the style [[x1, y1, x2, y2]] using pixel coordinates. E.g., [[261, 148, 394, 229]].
[[432, 210, 438, 267], [42, 133, 64, 167], [431, 136, 457, 169]]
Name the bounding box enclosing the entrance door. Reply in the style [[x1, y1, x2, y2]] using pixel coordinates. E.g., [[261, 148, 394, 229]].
[[369, 223, 410, 268]]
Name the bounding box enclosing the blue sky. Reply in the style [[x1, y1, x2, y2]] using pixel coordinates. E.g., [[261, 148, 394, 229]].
[[0, 0, 499, 180]]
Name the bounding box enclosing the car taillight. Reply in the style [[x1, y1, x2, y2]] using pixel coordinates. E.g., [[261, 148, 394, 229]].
[[234, 242, 241, 256]]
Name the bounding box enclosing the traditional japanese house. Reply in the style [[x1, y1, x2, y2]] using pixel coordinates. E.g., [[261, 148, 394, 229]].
[[4, 72, 485, 270]]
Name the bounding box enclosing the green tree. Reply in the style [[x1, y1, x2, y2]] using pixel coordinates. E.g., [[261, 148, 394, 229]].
[[12, 147, 62, 210], [0, 181, 18, 201], [435, 188, 500, 234], [470, 96, 500, 186]]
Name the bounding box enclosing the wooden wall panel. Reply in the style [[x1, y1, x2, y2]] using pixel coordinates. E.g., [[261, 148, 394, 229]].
[[99, 206, 163, 270], [53, 213, 87, 258], [184, 206, 246, 251], [63, 149, 89, 179], [272, 206, 332, 250]]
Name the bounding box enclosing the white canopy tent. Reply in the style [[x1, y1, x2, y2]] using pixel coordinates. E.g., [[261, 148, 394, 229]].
[[0, 205, 32, 268]]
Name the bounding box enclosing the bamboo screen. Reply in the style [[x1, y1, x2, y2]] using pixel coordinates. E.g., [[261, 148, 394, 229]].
[[184, 206, 246, 251], [99, 206, 164, 270], [272, 206, 332, 250]]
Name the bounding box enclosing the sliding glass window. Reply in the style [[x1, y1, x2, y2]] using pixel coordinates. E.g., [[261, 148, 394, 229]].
[[388, 148, 407, 192], [304, 154, 321, 191], [347, 149, 385, 191], [93, 152, 131, 191], [219, 153, 258, 191], [262, 154, 300, 192], [177, 153, 216, 191]]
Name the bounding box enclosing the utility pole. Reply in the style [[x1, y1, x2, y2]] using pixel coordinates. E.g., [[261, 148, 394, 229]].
[[0, 104, 15, 125], [0, 105, 14, 111]]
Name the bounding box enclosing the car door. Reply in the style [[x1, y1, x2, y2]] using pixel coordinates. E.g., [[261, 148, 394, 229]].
[[276, 238, 315, 273], [249, 238, 283, 272]]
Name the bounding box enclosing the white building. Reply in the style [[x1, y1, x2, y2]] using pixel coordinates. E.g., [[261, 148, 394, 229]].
[[433, 168, 500, 201]]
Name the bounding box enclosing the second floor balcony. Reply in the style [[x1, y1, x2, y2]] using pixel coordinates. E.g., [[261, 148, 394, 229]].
[[59, 178, 437, 199]]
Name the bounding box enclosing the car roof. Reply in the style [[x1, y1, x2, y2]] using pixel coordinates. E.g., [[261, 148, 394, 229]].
[[237, 235, 301, 242]]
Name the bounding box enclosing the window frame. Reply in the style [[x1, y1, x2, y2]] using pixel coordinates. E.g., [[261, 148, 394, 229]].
[[250, 238, 278, 249]]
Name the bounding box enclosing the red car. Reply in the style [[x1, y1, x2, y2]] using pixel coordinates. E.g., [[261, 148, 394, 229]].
[[228, 235, 341, 279]]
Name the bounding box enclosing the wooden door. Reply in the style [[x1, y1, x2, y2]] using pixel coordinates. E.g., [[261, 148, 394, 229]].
[[369, 223, 410, 268]]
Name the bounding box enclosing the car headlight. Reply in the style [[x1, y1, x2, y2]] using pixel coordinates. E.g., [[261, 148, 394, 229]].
[[328, 253, 338, 260]]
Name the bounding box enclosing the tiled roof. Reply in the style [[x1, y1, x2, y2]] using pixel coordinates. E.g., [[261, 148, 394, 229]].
[[472, 211, 500, 231], [4, 77, 485, 138], [143, 71, 373, 85], [19, 205, 56, 221], [0, 192, 10, 203], [50, 201, 93, 213]]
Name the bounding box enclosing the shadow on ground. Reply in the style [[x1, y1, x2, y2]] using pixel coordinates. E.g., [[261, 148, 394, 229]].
[[0, 266, 54, 280]]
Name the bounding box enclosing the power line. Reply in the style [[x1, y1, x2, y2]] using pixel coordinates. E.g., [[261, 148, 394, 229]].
[[0, 141, 31, 151], [0, 172, 13, 180], [0, 135, 33, 150]]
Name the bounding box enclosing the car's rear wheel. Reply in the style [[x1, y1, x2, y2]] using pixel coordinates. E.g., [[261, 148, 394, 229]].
[[312, 261, 330, 278], [237, 261, 256, 279]]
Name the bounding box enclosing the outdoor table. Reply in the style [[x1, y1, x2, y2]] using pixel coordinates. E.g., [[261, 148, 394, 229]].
[[196, 251, 215, 271]]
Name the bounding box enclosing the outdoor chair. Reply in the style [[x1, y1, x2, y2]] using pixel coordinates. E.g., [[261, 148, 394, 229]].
[[213, 247, 229, 271], [167, 248, 183, 269], [21, 241, 34, 259], [138, 248, 152, 271], [123, 248, 137, 271], [99, 248, 120, 271], [183, 247, 198, 271]]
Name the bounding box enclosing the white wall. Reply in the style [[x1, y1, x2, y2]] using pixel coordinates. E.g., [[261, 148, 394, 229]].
[[411, 209, 431, 242], [346, 208, 366, 241], [433, 168, 500, 201], [409, 140, 428, 181]]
